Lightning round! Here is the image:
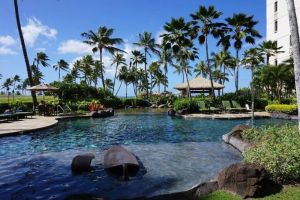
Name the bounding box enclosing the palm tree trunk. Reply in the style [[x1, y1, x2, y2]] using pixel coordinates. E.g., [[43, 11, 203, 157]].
[[150, 73, 153, 97], [125, 83, 128, 99], [115, 81, 122, 96], [14, 0, 37, 108], [59, 68, 61, 82], [251, 67, 255, 121], [100, 48, 106, 89], [144, 48, 149, 99], [266, 55, 270, 65], [184, 66, 191, 100], [164, 63, 167, 93], [286, 0, 300, 133], [235, 49, 240, 93], [222, 64, 226, 95], [205, 35, 215, 98], [113, 64, 118, 94]]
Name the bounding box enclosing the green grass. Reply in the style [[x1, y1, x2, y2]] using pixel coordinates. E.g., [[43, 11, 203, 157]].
[[200, 186, 300, 200], [0, 95, 55, 103]]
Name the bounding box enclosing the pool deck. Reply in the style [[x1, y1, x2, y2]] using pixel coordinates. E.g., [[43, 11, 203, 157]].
[[183, 112, 271, 120]]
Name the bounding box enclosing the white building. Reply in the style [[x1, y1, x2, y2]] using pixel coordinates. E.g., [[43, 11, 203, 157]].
[[266, 0, 300, 64]]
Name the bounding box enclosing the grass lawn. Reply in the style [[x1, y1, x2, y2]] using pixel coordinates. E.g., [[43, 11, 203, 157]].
[[201, 186, 300, 200], [0, 95, 55, 104]]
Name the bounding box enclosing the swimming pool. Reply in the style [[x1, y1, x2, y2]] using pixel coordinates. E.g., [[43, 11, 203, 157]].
[[0, 110, 295, 199]]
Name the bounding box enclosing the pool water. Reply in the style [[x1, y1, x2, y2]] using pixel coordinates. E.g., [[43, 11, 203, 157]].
[[0, 110, 295, 199]]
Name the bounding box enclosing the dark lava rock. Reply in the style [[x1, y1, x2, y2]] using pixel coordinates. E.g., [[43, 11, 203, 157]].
[[91, 109, 114, 118], [176, 109, 188, 116], [229, 124, 251, 139], [71, 153, 95, 172], [218, 163, 282, 198], [91, 111, 99, 118], [271, 112, 291, 120], [168, 108, 176, 116]]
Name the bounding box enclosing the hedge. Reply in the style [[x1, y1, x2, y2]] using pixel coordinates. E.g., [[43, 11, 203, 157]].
[[265, 104, 298, 115], [173, 98, 199, 112]]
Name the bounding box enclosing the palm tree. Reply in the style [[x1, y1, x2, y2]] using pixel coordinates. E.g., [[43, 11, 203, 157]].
[[33, 52, 50, 70], [14, 0, 37, 106], [53, 59, 69, 81], [218, 13, 262, 92], [162, 17, 197, 99], [12, 75, 21, 101], [257, 40, 284, 65], [134, 32, 159, 99], [105, 79, 114, 91], [191, 5, 224, 98], [2, 78, 13, 103], [81, 26, 124, 89], [242, 48, 264, 120], [31, 64, 44, 85], [158, 46, 173, 93], [111, 53, 126, 94], [148, 61, 161, 95], [118, 65, 130, 98], [80, 55, 94, 85], [286, 0, 300, 132], [194, 61, 209, 78]]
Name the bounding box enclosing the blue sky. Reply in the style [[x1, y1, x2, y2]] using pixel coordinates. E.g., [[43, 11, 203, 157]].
[[0, 0, 266, 96]]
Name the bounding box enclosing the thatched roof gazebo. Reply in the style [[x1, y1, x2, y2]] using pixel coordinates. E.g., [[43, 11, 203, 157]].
[[174, 77, 224, 96]]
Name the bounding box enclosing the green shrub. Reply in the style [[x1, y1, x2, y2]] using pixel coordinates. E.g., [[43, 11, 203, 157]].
[[173, 98, 199, 112], [265, 104, 298, 115], [243, 125, 300, 182], [121, 98, 150, 107]]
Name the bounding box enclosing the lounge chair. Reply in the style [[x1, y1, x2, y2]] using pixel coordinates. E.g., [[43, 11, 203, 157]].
[[222, 101, 240, 113], [196, 101, 210, 113], [231, 101, 248, 113]]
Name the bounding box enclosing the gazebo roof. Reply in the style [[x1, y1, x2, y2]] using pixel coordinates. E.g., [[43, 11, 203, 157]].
[[174, 77, 224, 90]]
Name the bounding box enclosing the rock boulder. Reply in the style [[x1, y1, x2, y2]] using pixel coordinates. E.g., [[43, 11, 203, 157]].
[[71, 153, 95, 172]]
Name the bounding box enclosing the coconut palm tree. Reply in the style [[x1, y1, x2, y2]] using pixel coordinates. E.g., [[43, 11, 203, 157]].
[[131, 50, 145, 68], [134, 32, 159, 99], [81, 26, 124, 89], [194, 61, 209, 78], [33, 52, 50, 70], [158, 46, 173, 93], [191, 5, 225, 97], [117, 65, 130, 98], [111, 53, 126, 94], [242, 48, 264, 120], [257, 40, 284, 65], [31, 65, 44, 85], [286, 0, 300, 132], [12, 75, 21, 101], [105, 79, 114, 91], [2, 78, 13, 103], [148, 61, 161, 95], [14, 0, 37, 106], [53, 59, 69, 81], [218, 13, 262, 92], [80, 55, 94, 85]]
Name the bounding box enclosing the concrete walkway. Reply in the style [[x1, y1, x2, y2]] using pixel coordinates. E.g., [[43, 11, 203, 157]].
[[0, 116, 58, 136], [183, 112, 271, 119]]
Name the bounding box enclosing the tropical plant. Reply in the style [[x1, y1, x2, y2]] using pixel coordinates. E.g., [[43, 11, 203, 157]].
[[157, 45, 173, 93], [111, 53, 126, 94], [286, 0, 300, 133], [191, 5, 225, 97], [117, 65, 130, 98], [218, 13, 262, 92], [2, 78, 13, 103], [134, 32, 159, 99], [12, 75, 21, 101], [194, 61, 209, 78], [242, 48, 264, 119], [33, 52, 50, 70], [105, 78, 114, 91], [81, 26, 124, 89], [53, 59, 69, 81], [79, 55, 94, 85], [13, 0, 37, 106], [257, 40, 284, 65]]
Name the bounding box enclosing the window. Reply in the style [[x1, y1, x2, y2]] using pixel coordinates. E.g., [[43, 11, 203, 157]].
[[275, 1, 278, 12], [275, 20, 278, 32]]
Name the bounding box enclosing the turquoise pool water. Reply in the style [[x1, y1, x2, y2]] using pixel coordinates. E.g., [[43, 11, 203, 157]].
[[0, 110, 295, 199]]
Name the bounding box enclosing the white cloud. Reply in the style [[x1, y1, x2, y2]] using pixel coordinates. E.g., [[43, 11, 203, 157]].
[[58, 40, 94, 54], [0, 35, 16, 46], [22, 17, 57, 47], [0, 47, 17, 55], [155, 30, 166, 45], [123, 40, 141, 63], [35, 47, 46, 52]]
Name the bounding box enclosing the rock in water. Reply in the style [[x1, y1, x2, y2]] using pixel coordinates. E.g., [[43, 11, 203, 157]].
[[103, 145, 139, 181], [168, 108, 176, 116], [218, 163, 280, 198], [72, 153, 95, 172]]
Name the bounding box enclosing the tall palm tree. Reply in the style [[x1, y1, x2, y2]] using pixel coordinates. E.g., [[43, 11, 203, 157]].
[[194, 61, 209, 78], [257, 40, 284, 65], [31, 64, 44, 85], [162, 17, 197, 99], [12, 75, 21, 101], [2, 78, 13, 103], [134, 32, 159, 99], [148, 61, 161, 95], [286, 0, 300, 132], [158, 46, 173, 93], [14, 0, 37, 106], [218, 13, 262, 92], [80, 55, 94, 85], [105, 79, 114, 91], [53, 59, 69, 81], [131, 50, 145, 68], [33, 52, 50, 70], [81, 26, 124, 89], [191, 5, 224, 98], [118, 65, 130, 98], [111, 53, 126, 94], [242, 48, 264, 120]]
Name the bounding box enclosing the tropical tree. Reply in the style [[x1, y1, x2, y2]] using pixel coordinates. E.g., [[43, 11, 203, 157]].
[[2, 78, 13, 103], [53, 59, 69, 82], [33, 52, 50, 70], [218, 13, 262, 92], [105, 79, 114, 91], [257, 40, 284, 65], [134, 32, 159, 99], [191, 5, 224, 97], [117, 65, 130, 98], [242, 48, 264, 120], [286, 0, 300, 132], [31, 64, 44, 85], [148, 61, 161, 94], [111, 53, 126, 94], [12, 75, 21, 101], [158, 46, 173, 93], [14, 0, 37, 106], [194, 61, 209, 78], [81, 26, 124, 89]]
